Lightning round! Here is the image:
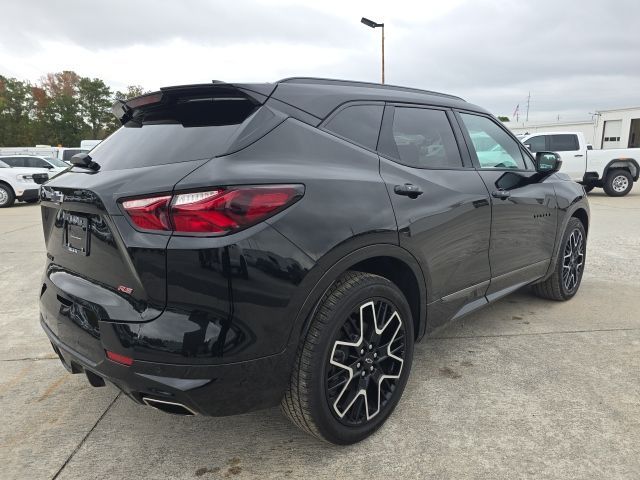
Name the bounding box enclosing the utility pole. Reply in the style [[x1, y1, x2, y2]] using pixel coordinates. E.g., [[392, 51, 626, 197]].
[[526, 92, 531, 122]]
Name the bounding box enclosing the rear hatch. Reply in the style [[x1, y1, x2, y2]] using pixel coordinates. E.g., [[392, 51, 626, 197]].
[[39, 82, 278, 360]]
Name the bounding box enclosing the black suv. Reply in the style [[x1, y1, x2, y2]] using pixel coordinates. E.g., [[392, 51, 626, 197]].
[[39, 78, 589, 444]]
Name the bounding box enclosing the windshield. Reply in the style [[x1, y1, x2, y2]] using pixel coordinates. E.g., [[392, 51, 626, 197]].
[[43, 157, 68, 167], [0, 160, 8, 168]]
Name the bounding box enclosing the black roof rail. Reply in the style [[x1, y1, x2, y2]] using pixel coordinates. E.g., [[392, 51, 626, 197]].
[[277, 77, 465, 101]]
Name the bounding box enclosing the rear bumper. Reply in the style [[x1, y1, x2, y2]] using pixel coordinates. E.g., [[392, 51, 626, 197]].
[[41, 316, 294, 416]]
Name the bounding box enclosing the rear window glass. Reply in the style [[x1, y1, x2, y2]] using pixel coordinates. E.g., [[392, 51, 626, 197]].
[[524, 135, 546, 152], [549, 134, 579, 151], [88, 98, 257, 171], [324, 104, 383, 150]]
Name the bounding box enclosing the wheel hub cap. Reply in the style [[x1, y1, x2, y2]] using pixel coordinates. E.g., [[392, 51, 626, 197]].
[[326, 300, 405, 425], [0, 188, 7, 205], [612, 175, 629, 192]]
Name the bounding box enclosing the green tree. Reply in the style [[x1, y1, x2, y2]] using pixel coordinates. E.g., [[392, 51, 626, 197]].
[[0, 76, 35, 146], [40, 71, 84, 146], [78, 77, 112, 139], [114, 85, 147, 101]]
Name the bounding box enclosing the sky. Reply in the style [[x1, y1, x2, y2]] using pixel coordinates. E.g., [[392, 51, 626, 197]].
[[1, 0, 639, 123]]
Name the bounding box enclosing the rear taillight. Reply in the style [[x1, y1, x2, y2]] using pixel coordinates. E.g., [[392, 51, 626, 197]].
[[121, 185, 303, 235], [121, 195, 172, 231]]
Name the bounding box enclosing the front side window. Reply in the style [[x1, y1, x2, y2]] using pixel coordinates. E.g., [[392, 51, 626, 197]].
[[388, 107, 463, 169], [524, 135, 546, 152], [549, 134, 579, 151], [460, 113, 527, 170], [324, 104, 383, 150]]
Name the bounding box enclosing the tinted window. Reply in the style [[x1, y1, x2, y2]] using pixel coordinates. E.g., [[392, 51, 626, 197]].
[[61, 149, 88, 161], [388, 107, 462, 168], [88, 99, 257, 171], [549, 134, 579, 151], [524, 135, 546, 152], [25, 157, 49, 168], [325, 105, 383, 150], [460, 114, 527, 170], [0, 158, 21, 167]]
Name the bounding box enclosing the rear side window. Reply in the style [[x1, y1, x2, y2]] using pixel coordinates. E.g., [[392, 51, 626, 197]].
[[549, 134, 579, 151], [524, 135, 546, 152], [4, 157, 26, 167], [386, 107, 463, 169], [324, 104, 383, 150], [88, 97, 259, 171]]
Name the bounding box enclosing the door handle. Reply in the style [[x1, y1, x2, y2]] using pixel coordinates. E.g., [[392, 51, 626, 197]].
[[394, 183, 423, 198], [491, 190, 511, 200], [574, 154, 584, 157]]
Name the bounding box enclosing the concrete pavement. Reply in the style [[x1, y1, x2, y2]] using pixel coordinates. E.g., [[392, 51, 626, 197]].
[[1, 189, 639, 479]]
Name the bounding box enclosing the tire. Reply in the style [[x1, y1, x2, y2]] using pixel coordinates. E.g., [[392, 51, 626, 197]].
[[0, 183, 15, 208], [582, 185, 594, 193], [532, 217, 586, 301], [282, 271, 414, 444], [603, 169, 633, 196]]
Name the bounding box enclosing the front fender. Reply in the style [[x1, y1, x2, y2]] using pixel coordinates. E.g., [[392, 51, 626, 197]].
[[541, 180, 590, 280]]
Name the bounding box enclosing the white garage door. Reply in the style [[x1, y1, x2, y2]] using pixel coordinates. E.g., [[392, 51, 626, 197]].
[[602, 120, 622, 149]]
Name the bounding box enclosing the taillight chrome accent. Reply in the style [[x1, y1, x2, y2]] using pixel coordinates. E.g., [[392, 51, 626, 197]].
[[120, 185, 303, 235]]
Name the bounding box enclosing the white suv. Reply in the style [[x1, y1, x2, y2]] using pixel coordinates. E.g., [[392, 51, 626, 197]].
[[0, 160, 49, 207], [0, 155, 68, 175]]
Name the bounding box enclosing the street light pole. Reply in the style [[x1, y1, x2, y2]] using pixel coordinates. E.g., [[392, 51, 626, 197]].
[[361, 17, 385, 84]]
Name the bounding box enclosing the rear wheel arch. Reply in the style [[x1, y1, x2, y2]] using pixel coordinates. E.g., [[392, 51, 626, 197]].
[[291, 245, 428, 347], [603, 158, 639, 181]]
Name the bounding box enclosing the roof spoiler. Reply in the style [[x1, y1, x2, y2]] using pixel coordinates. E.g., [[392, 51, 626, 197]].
[[111, 81, 276, 125]]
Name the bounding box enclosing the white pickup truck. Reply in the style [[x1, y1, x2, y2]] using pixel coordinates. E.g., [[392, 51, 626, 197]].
[[519, 131, 639, 196]]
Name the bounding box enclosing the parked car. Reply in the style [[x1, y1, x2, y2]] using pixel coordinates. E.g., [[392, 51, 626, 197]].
[[0, 160, 49, 207], [0, 155, 68, 175], [39, 78, 589, 444], [519, 131, 639, 196], [0, 146, 90, 164]]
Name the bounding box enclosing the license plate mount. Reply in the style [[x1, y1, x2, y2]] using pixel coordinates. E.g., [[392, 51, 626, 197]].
[[63, 212, 90, 256]]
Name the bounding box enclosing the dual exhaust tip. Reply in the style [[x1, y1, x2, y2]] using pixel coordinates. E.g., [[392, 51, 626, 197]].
[[142, 397, 197, 416]]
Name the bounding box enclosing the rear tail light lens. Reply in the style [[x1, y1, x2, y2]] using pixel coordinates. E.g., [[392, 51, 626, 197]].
[[121, 195, 172, 231], [121, 185, 303, 235]]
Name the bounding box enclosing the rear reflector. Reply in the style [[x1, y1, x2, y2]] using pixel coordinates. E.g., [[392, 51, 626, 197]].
[[121, 185, 303, 235], [106, 350, 134, 366]]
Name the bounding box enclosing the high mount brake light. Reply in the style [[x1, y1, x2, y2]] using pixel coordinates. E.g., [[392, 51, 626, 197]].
[[121, 185, 303, 234]]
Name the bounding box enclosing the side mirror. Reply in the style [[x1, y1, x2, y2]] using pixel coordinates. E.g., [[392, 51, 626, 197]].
[[535, 151, 562, 174], [70, 153, 100, 171]]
